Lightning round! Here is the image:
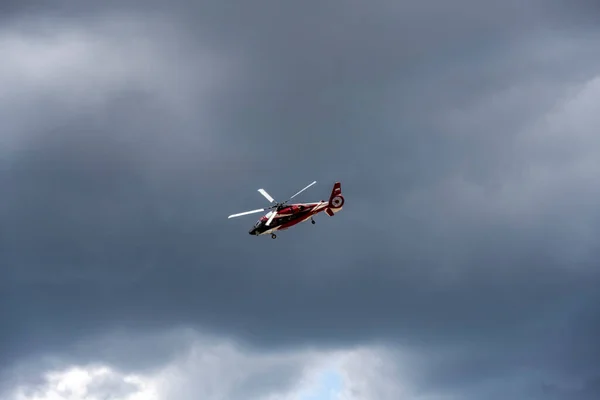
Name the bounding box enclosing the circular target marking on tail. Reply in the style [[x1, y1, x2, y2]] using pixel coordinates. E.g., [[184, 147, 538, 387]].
[[331, 196, 344, 208]]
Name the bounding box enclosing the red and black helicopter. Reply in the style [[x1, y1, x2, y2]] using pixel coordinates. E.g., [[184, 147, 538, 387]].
[[227, 181, 344, 238]]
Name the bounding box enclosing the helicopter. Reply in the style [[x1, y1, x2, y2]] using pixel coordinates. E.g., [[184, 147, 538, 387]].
[[227, 181, 344, 239]]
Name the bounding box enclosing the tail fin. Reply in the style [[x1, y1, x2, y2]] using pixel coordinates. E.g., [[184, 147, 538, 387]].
[[325, 182, 344, 216], [329, 182, 342, 201]]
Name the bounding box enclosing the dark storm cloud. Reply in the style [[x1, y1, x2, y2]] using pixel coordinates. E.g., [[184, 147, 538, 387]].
[[2, 0, 600, 398]]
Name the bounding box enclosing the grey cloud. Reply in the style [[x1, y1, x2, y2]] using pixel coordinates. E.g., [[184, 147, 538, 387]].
[[2, 1, 600, 399], [541, 374, 600, 400]]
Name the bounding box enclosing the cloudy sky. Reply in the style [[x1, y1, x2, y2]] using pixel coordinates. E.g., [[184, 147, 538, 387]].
[[2, 0, 600, 399]]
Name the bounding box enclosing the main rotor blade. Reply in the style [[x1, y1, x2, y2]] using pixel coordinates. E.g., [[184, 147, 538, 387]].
[[265, 210, 277, 226], [258, 188, 276, 203], [287, 180, 316, 201], [228, 208, 265, 218]]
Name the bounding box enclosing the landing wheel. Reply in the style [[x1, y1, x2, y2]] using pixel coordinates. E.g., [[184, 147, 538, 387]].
[[311, 219, 315, 224], [271, 233, 277, 239]]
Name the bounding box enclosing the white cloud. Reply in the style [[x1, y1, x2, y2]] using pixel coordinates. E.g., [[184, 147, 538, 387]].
[[333, 347, 408, 400], [4, 332, 420, 400], [10, 365, 158, 400]]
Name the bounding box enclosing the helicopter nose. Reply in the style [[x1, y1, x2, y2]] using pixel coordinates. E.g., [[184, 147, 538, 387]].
[[249, 228, 255, 235]]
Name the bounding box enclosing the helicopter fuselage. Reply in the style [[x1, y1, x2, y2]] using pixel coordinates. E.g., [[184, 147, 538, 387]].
[[249, 201, 332, 236]]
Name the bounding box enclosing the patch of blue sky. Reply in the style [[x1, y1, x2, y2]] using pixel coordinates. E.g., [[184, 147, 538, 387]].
[[299, 368, 343, 400]]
